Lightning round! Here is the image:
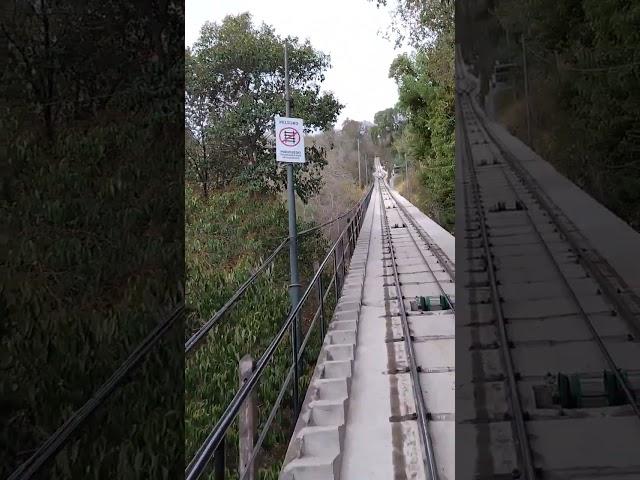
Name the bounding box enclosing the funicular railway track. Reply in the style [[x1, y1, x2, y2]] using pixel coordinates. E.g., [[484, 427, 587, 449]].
[[376, 168, 455, 480], [457, 53, 640, 478]]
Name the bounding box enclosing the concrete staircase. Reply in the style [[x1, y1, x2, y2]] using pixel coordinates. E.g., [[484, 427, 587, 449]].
[[280, 226, 372, 480]]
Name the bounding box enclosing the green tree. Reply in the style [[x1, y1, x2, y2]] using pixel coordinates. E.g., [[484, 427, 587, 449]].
[[380, 0, 455, 230], [370, 107, 405, 153], [186, 13, 343, 201], [371, 0, 453, 47], [460, 0, 640, 229]]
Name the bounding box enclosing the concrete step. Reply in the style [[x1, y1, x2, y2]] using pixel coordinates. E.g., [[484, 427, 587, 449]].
[[308, 398, 347, 426], [298, 424, 344, 457], [321, 359, 353, 379], [280, 203, 374, 480], [342, 279, 364, 289], [326, 329, 356, 346], [280, 453, 341, 480], [341, 283, 363, 293], [337, 293, 362, 305], [330, 320, 357, 332], [324, 344, 354, 362], [335, 301, 360, 314], [315, 378, 350, 400], [332, 310, 359, 322]]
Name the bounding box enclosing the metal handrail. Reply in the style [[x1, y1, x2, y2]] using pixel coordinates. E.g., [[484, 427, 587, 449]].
[[185, 185, 374, 480]]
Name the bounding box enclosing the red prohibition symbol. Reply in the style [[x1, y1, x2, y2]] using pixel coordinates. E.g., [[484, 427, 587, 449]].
[[279, 127, 301, 147]]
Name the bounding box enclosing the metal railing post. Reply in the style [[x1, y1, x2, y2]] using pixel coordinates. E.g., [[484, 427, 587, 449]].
[[214, 438, 225, 480], [239, 356, 255, 480], [333, 249, 339, 303], [291, 321, 299, 419], [340, 235, 346, 285], [315, 261, 325, 342], [350, 220, 355, 253]]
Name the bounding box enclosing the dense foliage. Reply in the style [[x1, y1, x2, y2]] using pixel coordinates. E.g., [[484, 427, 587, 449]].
[[186, 13, 343, 201], [184, 12, 357, 478], [369, 107, 406, 167], [185, 184, 333, 477], [373, 0, 455, 231], [1, 1, 183, 478], [459, 0, 640, 230]]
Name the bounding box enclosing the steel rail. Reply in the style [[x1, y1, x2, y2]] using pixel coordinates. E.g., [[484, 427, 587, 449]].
[[9, 305, 184, 480], [382, 182, 455, 282], [457, 90, 537, 479], [464, 86, 640, 342], [464, 92, 640, 420], [380, 181, 455, 312], [378, 180, 438, 480]]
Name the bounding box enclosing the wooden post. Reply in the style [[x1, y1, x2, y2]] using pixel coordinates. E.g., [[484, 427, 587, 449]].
[[239, 355, 256, 480]]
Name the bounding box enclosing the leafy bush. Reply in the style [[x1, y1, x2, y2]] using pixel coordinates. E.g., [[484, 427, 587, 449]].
[[185, 184, 333, 478], [1, 116, 183, 478]]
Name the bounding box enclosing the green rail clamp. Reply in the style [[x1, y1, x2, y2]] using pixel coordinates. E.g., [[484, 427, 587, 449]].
[[416, 296, 430, 311], [570, 374, 583, 408], [440, 295, 451, 310], [604, 370, 629, 406], [557, 373, 582, 408]]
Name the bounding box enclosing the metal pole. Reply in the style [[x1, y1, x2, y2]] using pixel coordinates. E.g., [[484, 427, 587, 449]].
[[365, 153, 368, 185], [357, 137, 361, 188], [238, 356, 255, 480], [405, 153, 410, 197], [284, 42, 301, 419], [522, 34, 532, 146], [333, 249, 339, 304], [214, 439, 225, 480], [314, 261, 325, 342]]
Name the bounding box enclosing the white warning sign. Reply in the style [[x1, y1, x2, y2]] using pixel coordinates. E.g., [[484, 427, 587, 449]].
[[275, 116, 305, 163]]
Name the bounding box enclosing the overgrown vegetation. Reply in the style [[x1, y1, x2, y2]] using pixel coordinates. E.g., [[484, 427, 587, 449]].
[[184, 13, 354, 478], [372, 0, 455, 232], [459, 0, 640, 231], [185, 184, 331, 477], [298, 118, 380, 241], [1, 1, 183, 478]]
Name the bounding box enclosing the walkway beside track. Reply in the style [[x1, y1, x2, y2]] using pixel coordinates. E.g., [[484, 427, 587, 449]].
[[280, 160, 455, 480]]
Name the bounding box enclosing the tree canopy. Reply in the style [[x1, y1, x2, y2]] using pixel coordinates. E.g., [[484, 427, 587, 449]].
[[375, 0, 455, 231], [459, 0, 640, 230], [186, 13, 343, 201]]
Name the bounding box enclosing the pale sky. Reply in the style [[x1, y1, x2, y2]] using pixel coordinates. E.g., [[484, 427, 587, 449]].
[[185, 0, 410, 126]]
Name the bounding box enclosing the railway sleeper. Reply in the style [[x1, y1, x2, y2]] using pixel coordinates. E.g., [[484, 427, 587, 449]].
[[531, 371, 636, 409], [488, 200, 527, 213]]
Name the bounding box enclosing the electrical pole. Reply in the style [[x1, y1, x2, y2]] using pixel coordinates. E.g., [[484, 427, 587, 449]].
[[365, 153, 368, 185], [357, 137, 361, 188], [284, 43, 301, 418], [405, 153, 410, 197], [521, 34, 532, 146]]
